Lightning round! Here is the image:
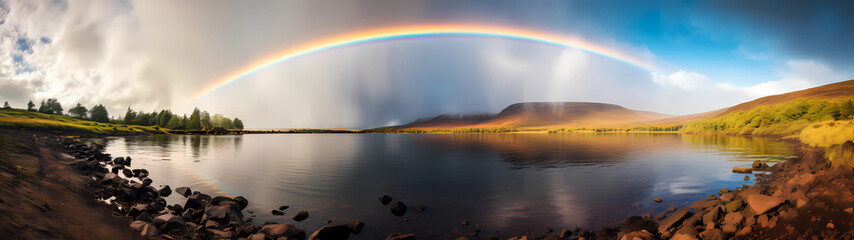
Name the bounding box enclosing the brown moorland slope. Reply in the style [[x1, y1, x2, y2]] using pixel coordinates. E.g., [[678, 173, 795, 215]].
[[392, 102, 672, 129], [384, 80, 854, 130], [717, 79, 854, 116]]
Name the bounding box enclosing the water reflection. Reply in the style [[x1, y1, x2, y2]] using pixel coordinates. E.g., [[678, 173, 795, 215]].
[[105, 133, 792, 239]]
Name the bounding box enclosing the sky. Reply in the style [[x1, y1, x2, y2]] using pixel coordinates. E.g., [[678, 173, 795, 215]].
[[1, 0, 853, 129]]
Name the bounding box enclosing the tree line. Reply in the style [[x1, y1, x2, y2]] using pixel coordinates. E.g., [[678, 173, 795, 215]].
[[3, 99, 244, 130]]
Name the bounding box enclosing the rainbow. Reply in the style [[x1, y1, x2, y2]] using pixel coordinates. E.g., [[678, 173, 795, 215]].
[[194, 24, 658, 98]]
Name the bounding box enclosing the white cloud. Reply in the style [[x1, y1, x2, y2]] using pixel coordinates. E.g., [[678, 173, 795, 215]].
[[715, 60, 845, 98], [650, 60, 848, 114], [652, 71, 711, 90]]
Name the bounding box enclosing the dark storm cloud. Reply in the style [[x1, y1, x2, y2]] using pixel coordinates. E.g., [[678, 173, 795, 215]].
[[699, 1, 854, 70]]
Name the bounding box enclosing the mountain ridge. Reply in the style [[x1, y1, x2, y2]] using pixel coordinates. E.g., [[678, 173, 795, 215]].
[[382, 79, 854, 130]]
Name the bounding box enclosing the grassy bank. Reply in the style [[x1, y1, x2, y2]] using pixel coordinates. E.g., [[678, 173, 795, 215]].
[[681, 98, 854, 164], [0, 108, 168, 135]]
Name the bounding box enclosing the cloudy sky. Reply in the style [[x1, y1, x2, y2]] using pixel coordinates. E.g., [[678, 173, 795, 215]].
[[1, 1, 853, 128]]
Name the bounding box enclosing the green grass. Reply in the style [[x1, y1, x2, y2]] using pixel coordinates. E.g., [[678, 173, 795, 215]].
[[681, 98, 854, 165], [0, 108, 168, 135], [683, 98, 854, 137]]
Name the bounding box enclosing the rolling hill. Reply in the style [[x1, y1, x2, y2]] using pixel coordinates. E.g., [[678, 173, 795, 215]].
[[715, 79, 854, 116], [384, 79, 854, 131], [388, 102, 672, 130]]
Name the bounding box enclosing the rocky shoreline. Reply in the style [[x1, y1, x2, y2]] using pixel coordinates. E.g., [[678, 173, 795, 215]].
[[5, 128, 854, 239], [554, 138, 854, 240], [55, 134, 378, 240]]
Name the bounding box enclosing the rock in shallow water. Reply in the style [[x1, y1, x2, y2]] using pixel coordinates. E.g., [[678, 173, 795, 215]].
[[391, 201, 407, 216], [379, 195, 393, 205], [386, 232, 416, 240], [412, 204, 427, 212], [233, 196, 249, 210], [175, 187, 192, 197], [347, 220, 365, 234], [293, 210, 309, 222], [159, 185, 171, 197], [308, 225, 351, 240]]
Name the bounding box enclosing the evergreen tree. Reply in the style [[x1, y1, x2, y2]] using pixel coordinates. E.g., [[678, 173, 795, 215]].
[[159, 110, 173, 127], [89, 104, 110, 123], [69, 103, 88, 118], [124, 107, 137, 124], [201, 111, 212, 130], [2, 101, 9, 109], [188, 108, 202, 130], [165, 114, 182, 129], [27, 100, 35, 111], [233, 118, 244, 130], [181, 114, 189, 129]]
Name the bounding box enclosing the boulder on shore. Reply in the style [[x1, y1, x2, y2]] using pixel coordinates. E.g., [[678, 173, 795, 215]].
[[152, 213, 186, 231], [130, 220, 160, 238], [619, 230, 655, 240], [746, 194, 785, 215], [752, 160, 762, 169], [260, 224, 306, 239], [122, 168, 134, 178], [657, 208, 690, 233], [159, 185, 172, 197]]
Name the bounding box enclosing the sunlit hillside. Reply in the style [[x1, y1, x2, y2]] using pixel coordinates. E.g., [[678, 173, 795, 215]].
[[0, 108, 167, 134]]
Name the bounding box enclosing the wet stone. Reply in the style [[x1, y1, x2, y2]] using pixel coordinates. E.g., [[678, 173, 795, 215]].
[[379, 195, 393, 205], [292, 210, 309, 222], [390, 201, 407, 216]]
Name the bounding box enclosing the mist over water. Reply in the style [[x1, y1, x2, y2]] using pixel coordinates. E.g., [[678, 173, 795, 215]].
[[105, 133, 792, 239]]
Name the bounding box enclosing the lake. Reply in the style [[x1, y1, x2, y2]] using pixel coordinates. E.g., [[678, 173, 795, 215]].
[[104, 133, 793, 239]]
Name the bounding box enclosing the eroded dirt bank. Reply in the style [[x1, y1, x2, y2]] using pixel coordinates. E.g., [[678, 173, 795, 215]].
[[0, 129, 137, 239]]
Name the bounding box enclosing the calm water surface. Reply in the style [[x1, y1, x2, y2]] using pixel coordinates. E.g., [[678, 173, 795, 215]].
[[104, 133, 792, 239]]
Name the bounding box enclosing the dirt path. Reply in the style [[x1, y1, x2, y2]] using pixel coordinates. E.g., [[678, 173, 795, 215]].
[[0, 129, 136, 239]]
